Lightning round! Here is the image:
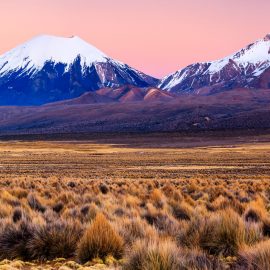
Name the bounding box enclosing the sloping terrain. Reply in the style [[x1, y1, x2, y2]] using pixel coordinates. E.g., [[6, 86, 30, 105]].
[[159, 34, 270, 93], [0, 88, 270, 134], [44, 85, 175, 105]]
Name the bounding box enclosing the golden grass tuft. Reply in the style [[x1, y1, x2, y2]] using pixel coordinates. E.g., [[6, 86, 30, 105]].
[[77, 213, 124, 263], [199, 208, 246, 256], [237, 240, 270, 269], [123, 239, 181, 270]]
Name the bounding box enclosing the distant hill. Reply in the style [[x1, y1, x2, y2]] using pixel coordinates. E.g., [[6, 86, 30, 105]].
[[1, 88, 270, 134]]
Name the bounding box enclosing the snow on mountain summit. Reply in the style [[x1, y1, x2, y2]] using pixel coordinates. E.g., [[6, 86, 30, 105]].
[[159, 34, 270, 93], [207, 34, 270, 74], [0, 34, 158, 105], [0, 35, 108, 75]]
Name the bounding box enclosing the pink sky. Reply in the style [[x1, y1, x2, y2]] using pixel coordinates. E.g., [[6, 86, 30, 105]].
[[0, 0, 269, 78]]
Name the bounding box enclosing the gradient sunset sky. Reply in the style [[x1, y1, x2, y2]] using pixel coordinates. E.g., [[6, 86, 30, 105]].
[[0, 0, 269, 78]]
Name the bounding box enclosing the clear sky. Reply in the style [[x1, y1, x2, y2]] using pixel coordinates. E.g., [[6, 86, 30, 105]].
[[0, 0, 269, 78]]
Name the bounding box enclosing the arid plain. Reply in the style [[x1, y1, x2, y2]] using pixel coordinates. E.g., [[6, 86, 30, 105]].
[[0, 133, 270, 269]]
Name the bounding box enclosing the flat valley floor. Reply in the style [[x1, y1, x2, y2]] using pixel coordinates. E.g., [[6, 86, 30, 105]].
[[1, 133, 270, 181]]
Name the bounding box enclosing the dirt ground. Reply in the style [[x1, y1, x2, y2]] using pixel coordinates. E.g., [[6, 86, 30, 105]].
[[0, 133, 270, 182]]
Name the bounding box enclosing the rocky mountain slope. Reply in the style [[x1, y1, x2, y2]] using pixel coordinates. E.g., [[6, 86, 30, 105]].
[[159, 34, 270, 94]]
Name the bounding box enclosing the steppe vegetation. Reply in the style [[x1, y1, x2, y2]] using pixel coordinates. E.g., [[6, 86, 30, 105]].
[[0, 134, 270, 269]]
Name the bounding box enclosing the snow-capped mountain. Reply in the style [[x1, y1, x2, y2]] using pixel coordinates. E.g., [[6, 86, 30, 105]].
[[159, 34, 270, 94], [0, 35, 158, 105]]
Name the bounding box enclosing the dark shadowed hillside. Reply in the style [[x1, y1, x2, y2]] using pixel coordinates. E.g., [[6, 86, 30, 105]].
[[1, 88, 270, 134]]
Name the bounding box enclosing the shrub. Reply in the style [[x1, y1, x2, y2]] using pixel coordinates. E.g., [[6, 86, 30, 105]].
[[237, 240, 270, 270], [177, 215, 205, 249], [208, 195, 244, 214], [99, 184, 109, 194], [123, 239, 181, 270], [244, 198, 267, 223], [244, 222, 263, 245], [262, 218, 270, 237], [144, 211, 178, 236], [79, 203, 97, 223], [52, 202, 64, 213], [67, 181, 76, 188], [77, 213, 124, 263], [118, 217, 157, 245], [151, 189, 165, 209], [244, 208, 263, 223], [43, 209, 60, 223], [0, 220, 34, 260], [0, 190, 20, 207], [12, 208, 23, 223], [180, 249, 225, 270], [27, 219, 82, 260], [199, 208, 245, 256], [27, 193, 46, 213], [10, 187, 28, 199], [0, 203, 13, 219], [170, 201, 193, 221]]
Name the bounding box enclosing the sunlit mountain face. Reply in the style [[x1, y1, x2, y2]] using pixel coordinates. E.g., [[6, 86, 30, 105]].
[[159, 34, 270, 94]]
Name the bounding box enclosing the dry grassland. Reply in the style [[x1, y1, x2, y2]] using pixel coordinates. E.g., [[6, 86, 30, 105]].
[[0, 135, 269, 269]]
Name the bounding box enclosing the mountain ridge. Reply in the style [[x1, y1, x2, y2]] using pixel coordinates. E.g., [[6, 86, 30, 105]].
[[1, 33, 270, 106], [159, 33, 270, 93]]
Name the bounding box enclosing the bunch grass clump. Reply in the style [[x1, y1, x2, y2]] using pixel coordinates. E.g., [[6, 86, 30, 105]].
[[123, 239, 181, 270], [199, 208, 246, 256], [27, 219, 83, 261], [237, 240, 270, 269], [77, 213, 124, 263]]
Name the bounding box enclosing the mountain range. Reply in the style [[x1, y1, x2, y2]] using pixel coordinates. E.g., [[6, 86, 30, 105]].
[[1, 34, 270, 106], [0, 33, 270, 134]]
